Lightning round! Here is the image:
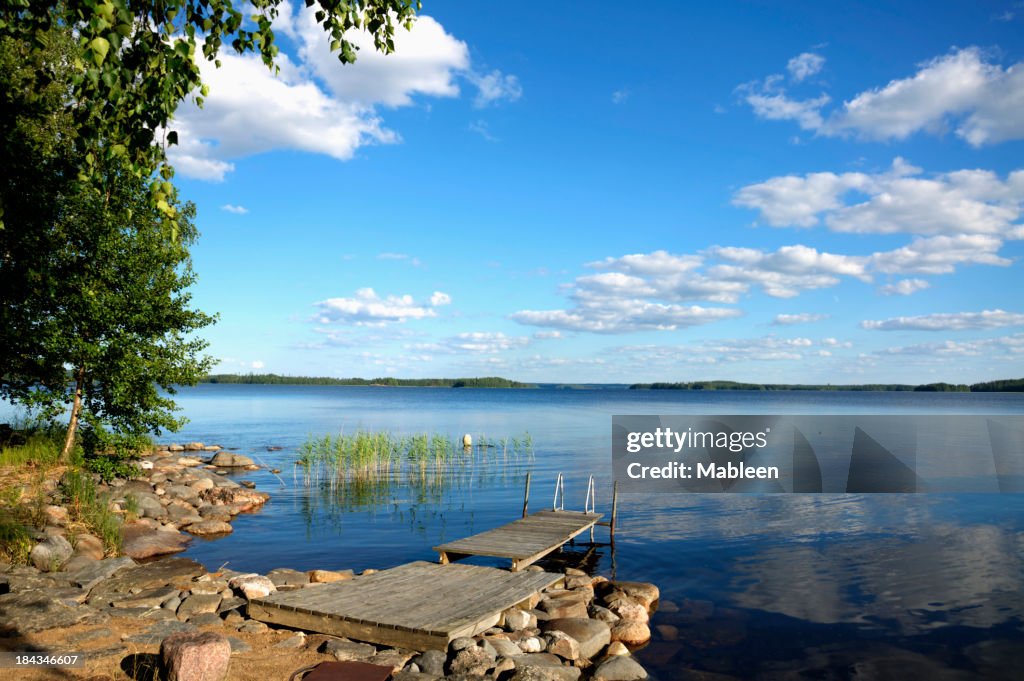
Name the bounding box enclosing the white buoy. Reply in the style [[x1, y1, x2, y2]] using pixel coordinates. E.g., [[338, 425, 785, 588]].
[[462, 433, 473, 448]]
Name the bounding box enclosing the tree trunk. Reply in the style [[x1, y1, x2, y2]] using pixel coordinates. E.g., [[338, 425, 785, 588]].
[[61, 366, 84, 462]]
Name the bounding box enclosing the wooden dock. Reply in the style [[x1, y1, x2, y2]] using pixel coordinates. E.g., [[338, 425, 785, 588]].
[[433, 509, 603, 571], [247, 561, 562, 650]]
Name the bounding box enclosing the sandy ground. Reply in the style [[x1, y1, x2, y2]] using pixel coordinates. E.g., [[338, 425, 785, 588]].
[[3, 614, 340, 681]]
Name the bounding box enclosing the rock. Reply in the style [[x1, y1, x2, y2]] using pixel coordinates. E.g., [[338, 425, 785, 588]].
[[267, 568, 309, 587], [159, 630, 230, 679], [121, 521, 190, 560], [518, 636, 545, 653], [543, 618, 611, 660], [393, 673, 440, 681], [540, 596, 589, 620], [504, 608, 537, 631], [610, 600, 649, 624], [605, 642, 630, 657], [73, 533, 105, 560], [239, 480, 256, 489], [192, 478, 215, 492], [273, 632, 307, 649], [177, 593, 223, 621], [412, 649, 447, 676], [30, 534, 74, 572], [110, 586, 180, 609], [189, 579, 229, 596], [545, 630, 581, 661], [184, 520, 233, 536], [510, 661, 582, 681], [169, 444, 185, 452], [0, 590, 98, 633], [609, 620, 650, 646], [184, 442, 205, 451], [592, 656, 648, 681], [217, 596, 246, 615], [603, 582, 659, 609], [564, 575, 593, 590], [209, 452, 254, 467], [125, 619, 197, 645], [89, 557, 205, 603], [487, 637, 523, 658], [188, 612, 223, 627], [450, 637, 475, 652], [370, 648, 416, 671], [236, 621, 268, 634], [320, 639, 376, 661], [43, 504, 69, 526], [589, 605, 620, 624], [228, 574, 276, 600], [62, 554, 99, 574], [200, 486, 268, 512], [308, 569, 354, 583], [447, 643, 496, 675], [67, 556, 135, 591], [655, 624, 678, 641]]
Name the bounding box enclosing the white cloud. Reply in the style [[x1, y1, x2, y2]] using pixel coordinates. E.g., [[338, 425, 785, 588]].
[[869, 234, 1010, 274], [589, 250, 703, 276], [773, 313, 830, 325], [612, 89, 629, 104], [510, 303, 741, 334], [740, 47, 1024, 146], [618, 336, 824, 364], [250, 360, 265, 369], [735, 159, 1024, 239], [430, 291, 452, 306], [879, 278, 931, 296], [444, 332, 530, 354], [862, 310, 1024, 331], [377, 252, 423, 266], [533, 331, 563, 340], [315, 288, 443, 325], [169, 8, 519, 179], [879, 333, 1024, 357], [220, 203, 249, 214], [787, 53, 825, 81], [467, 69, 522, 108]]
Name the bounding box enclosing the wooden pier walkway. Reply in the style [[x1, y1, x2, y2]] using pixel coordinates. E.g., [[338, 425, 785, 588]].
[[248, 561, 562, 650], [433, 509, 603, 571]]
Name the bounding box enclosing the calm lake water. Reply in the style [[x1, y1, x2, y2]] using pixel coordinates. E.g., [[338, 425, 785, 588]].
[[10, 384, 1024, 678]]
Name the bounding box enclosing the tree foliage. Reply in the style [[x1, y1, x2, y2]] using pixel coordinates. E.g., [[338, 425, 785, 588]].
[[1, 27, 215, 477], [0, 0, 422, 231]]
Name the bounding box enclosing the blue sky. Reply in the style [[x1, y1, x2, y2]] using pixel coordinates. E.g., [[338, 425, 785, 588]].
[[171, 1, 1024, 384]]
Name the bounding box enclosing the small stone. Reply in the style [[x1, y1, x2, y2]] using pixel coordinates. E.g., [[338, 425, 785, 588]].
[[226, 636, 250, 654], [30, 534, 73, 572], [518, 636, 544, 653], [184, 520, 233, 537], [370, 648, 416, 671], [188, 612, 223, 627], [73, 533, 106, 560], [540, 596, 588, 620], [307, 569, 354, 583], [655, 624, 678, 641], [319, 638, 376, 661], [43, 505, 69, 526], [504, 608, 537, 631], [543, 618, 611, 660], [450, 636, 475, 652], [111, 586, 181, 609], [447, 643, 495, 675], [592, 655, 649, 681], [236, 620, 267, 634], [184, 442, 205, 451], [609, 620, 650, 646], [273, 632, 307, 649], [266, 568, 309, 587], [177, 593, 223, 621], [544, 630, 581, 661], [589, 605, 620, 624], [412, 649, 447, 676], [606, 642, 630, 657], [228, 574, 276, 600]]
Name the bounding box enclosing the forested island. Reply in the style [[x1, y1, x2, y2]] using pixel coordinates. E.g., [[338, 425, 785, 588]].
[[629, 378, 1024, 392], [203, 374, 536, 388]]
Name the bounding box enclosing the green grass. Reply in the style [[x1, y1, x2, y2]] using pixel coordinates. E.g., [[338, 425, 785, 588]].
[[0, 429, 63, 467], [59, 470, 122, 556]]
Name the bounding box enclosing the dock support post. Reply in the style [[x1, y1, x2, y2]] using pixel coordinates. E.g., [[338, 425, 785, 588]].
[[522, 472, 531, 518], [610, 481, 619, 540]]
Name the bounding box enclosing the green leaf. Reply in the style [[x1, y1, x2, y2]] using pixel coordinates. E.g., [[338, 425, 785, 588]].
[[89, 36, 110, 67]]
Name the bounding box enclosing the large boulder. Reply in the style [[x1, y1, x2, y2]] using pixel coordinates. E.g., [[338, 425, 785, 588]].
[[228, 574, 276, 600], [184, 520, 233, 537], [200, 487, 268, 512], [121, 521, 190, 560], [209, 452, 254, 468], [543, 618, 610, 660], [609, 620, 650, 646], [30, 535, 73, 572], [160, 630, 231, 681]]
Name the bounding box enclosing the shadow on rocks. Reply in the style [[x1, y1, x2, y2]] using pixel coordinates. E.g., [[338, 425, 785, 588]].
[[120, 652, 161, 681]]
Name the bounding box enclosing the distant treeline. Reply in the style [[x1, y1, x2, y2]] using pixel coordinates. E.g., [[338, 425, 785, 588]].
[[629, 378, 1024, 392], [203, 374, 535, 388]]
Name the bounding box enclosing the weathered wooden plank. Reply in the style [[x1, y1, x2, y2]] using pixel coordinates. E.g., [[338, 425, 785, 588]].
[[248, 561, 562, 650]]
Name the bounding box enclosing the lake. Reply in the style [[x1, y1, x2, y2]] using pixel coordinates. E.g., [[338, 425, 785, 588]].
[[9, 384, 1024, 678]]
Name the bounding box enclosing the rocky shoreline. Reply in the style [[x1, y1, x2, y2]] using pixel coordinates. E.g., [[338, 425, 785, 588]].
[[1, 443, 659, 680]]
